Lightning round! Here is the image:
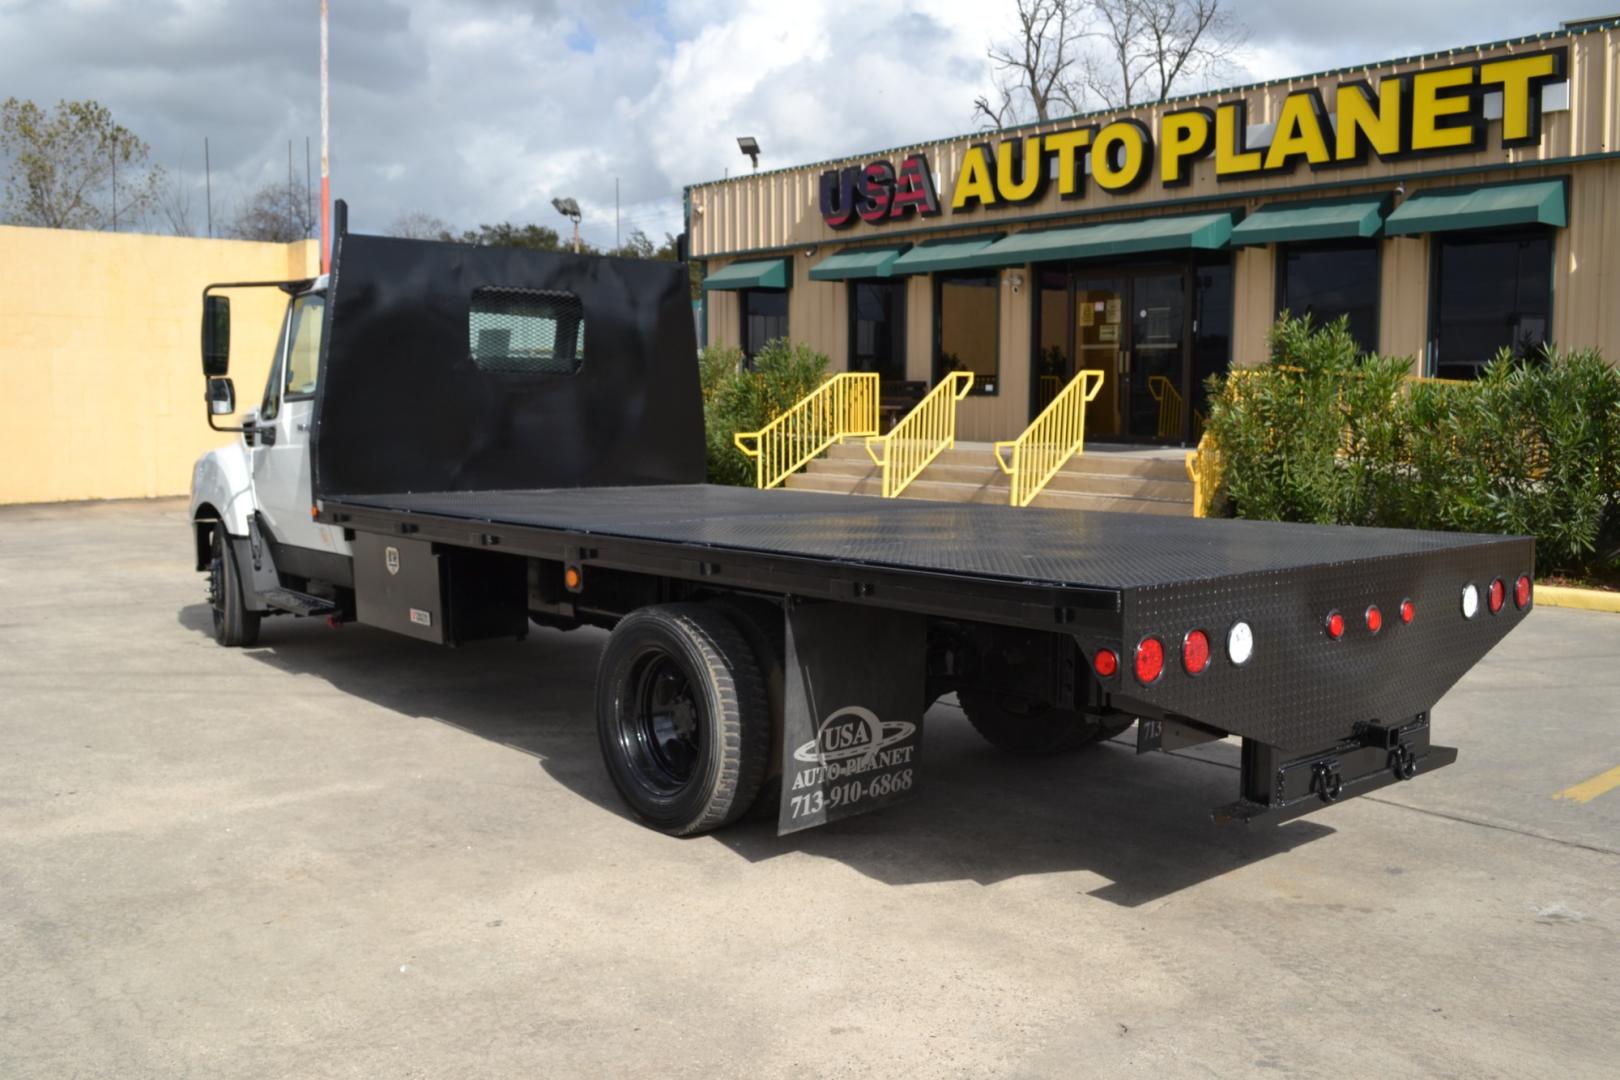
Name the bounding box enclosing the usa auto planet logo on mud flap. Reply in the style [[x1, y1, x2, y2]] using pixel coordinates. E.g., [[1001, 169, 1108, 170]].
[[786, 706, 916, 822]]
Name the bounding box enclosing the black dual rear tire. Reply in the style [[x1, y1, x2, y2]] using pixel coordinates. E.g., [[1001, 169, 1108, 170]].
[[595, 603, 771, 836], [957, 691, 1131, 756]]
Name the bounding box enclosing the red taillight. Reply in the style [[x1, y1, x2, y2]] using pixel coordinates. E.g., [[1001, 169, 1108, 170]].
[[1515, 575, 1532, 609], [1365, 605, 1383, 635], [1400, 598, 1415, 625], [1134, 637, 1164, 685], [1182, 630, 1211, 675], [1325, 610, 1345, 640], [1488, 578, 1506, 614], [1094, 648, 1119, 678]]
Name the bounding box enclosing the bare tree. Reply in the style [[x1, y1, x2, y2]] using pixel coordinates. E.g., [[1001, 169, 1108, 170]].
[[387, 210, 451, 239], [227, 175, 317, 242], [974, 0, 1088, 130], [1, 97, 161, 230], [156, 168, 197, 237], [1084, 0, 1246, 108]]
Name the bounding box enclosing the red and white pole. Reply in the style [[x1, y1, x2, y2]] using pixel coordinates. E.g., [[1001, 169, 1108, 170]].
[[320, 0, 331, 273]]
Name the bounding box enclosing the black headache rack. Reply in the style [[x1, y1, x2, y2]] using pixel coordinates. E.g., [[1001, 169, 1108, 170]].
[[309, 231, 1534, 829]]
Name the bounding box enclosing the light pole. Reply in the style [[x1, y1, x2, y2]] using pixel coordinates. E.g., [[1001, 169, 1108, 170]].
[[552, 197, 582, 254]]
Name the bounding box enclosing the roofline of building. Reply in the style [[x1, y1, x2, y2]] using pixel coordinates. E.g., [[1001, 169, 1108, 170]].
[[689, 150, 1620, 262], [684, 18, 1619, 195]]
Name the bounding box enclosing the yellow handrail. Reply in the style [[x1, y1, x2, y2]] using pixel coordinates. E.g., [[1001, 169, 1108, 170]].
[[992, 370, 1106, 507], [1147, 374, 1185, 440], [733, 372, 880, 489], [864, 372, 974, 497]]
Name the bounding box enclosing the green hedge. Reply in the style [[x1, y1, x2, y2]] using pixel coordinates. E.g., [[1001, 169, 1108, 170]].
[[1205, 316, 1620, 578], [700, 339, 829, 486]]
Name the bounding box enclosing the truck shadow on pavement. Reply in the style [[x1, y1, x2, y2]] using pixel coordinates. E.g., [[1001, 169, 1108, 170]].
[[179, 605, 1332, 905]]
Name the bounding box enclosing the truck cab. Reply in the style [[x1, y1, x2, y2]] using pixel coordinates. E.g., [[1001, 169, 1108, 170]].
[[190, 276, 352, 646]]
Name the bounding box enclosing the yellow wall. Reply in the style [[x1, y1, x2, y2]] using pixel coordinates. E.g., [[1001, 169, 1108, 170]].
[[0, 227, 316, 504]]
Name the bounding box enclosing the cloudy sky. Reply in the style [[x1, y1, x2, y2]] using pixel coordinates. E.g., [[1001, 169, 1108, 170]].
[[0, 0, 1557, 249]]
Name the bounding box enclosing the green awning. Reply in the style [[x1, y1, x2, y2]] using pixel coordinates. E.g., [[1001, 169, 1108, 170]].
[[889, 235, 1005, 275], [1384, 181, 1566, 237], [963, 212, 1235, 268], [1230, 198, 1386, 246], [808, 245, 910, 281], [702, 257, 789, 291]]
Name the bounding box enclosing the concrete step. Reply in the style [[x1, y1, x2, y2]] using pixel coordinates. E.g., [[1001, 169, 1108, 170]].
[[823, 441, 1190, 481], [1030, 489, 1194, 516]]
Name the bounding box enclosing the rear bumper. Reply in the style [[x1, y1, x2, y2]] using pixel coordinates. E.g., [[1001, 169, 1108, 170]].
[[1213, 715, 1456, 826]]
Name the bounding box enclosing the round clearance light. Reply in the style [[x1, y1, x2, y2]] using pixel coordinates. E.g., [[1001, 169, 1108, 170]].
[[1227, 621, 1254, 666], [1515, 574, 1532, 609], [1094, 648, 1119, 678], [1400, 598, 1415, 625], [1461, 583, 1480, 619], [1182, 629, 1211, 676], [1365, 605, 1383, 635], [1325, 610, 1346, 641], [1488, 577, 1506, 615], [1134, 637, 1165, 685]]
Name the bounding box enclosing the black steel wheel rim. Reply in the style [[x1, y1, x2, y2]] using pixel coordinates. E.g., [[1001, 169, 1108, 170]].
[[621, 650, 704, 795]]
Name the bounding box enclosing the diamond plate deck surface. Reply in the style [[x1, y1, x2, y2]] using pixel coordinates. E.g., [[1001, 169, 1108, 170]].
[[330, 484, 1516, 590]]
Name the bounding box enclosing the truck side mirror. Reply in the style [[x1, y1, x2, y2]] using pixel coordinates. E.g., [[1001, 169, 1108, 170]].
[[202, 294, 231, 376], [206, 377, 236, 416]]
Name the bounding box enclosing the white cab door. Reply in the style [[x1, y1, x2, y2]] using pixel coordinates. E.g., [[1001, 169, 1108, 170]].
[[250, 292, 347, 556]]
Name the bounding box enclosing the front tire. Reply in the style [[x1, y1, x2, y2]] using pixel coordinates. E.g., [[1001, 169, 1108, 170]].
[[596, 603, 769, 836], [957, 691, 1130, 755], [208, 527, 260, 648]]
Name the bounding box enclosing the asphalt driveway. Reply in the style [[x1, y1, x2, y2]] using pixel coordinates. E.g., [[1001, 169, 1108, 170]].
[[2, 498, 1616, 1079]]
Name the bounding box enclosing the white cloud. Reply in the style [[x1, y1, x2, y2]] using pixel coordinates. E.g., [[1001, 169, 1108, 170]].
[[0, 0, 1564, 248]]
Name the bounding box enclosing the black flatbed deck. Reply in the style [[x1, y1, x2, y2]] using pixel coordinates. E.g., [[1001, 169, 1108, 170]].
[[325, 483, 1518, 628]]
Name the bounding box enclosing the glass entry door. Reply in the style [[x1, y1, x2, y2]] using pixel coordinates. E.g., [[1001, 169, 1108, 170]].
[[1043, 270, 1189, 443], [1125, 272, 1187, 440]]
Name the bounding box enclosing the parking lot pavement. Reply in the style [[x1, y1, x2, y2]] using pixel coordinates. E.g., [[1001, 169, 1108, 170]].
[[2, 497, 1617, 1079]]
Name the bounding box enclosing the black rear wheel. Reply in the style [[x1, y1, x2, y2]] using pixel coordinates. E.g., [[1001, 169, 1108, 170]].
[[596, 603, 769, 835], [957, 691, 1130, 756]]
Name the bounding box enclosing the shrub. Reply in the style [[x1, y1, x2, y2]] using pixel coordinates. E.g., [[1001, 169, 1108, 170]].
[[1205, 316, 1620, 578], [701, 339, 829, 486]]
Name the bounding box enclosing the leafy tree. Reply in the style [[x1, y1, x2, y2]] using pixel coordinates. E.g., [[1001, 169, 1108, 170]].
[[1, 97, 161, 229], [454, 221, 572, 251]]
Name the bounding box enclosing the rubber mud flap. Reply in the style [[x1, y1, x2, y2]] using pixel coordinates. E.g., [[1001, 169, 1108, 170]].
[[778, 601, 925, 835]]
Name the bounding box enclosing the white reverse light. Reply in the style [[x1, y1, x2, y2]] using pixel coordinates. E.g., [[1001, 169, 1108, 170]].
[[1227, 621, 1254, 666], [1461, 583, 1480, 619]]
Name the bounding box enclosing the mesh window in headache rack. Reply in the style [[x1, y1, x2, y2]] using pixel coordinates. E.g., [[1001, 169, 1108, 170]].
[[468, 286, 586, 375]]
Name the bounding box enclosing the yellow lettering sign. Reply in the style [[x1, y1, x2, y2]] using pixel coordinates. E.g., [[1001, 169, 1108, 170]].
[[951, 144, 998, 210], [1336, 78, 1402, 160], [1093, 120, 1151, 192], [1044, 127, 1093, 197], [995, 135, 1045, 203], [1480, 51, 1563, 144], [1214, 102, 1262, 176], [1410, 66, 1480, 152], [1160, 108, 1212, 185], [1265, 91, 1332, 170]]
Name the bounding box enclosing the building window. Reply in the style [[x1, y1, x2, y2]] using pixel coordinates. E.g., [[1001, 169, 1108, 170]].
[[849, 281, 905, 383], [1431, 228, 1552, 380], [1278, 241, 1378, 354], [740, 289, 788, 362], [935, 271, 999, 395]]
